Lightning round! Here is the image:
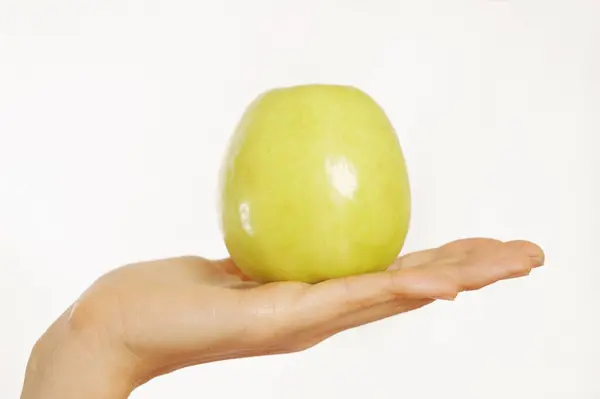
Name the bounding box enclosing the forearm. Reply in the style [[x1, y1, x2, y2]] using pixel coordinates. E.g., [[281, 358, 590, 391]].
[[21, 315, 134, 399]]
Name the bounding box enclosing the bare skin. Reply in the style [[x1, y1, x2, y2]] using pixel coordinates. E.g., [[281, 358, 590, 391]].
[[20, 238, 544, 399]]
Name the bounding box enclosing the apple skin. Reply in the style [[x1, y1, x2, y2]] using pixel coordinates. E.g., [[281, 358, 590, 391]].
[[219, 84, 411, 283]]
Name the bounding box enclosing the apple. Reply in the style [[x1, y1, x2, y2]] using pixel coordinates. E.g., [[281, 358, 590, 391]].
[[219, 84, 411, 283]]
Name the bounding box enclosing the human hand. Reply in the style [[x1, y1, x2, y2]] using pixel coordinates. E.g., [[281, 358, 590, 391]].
[[21, 238, 544, 399]]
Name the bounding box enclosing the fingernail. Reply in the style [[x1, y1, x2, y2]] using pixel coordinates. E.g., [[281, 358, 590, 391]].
[[525, 244, 545, 267], [509, 269, 532, 279], [530, 255, 545, 268], [433, 294, 458, 301]]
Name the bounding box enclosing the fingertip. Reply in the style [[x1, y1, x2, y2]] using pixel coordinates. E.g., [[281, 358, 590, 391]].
[[505, 240, 545, 267]]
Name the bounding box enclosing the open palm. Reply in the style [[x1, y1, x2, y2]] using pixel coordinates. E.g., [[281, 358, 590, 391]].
[[63, 238, 543, 385]]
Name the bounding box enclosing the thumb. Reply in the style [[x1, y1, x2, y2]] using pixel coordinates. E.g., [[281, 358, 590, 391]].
[[303, 266, 459, 323]]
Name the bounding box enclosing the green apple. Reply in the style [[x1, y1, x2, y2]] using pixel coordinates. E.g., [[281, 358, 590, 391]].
[[219, 84, 410, 283]]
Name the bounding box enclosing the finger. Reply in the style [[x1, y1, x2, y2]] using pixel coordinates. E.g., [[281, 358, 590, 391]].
[[504, 240, 545, 268], [436, 240, 544, 292], [438, 237, 503, 253], [293, 269, 452, 343], [387, 248, 438, 270], [303, 240, 543, 323], [389, 238, 503, 271], [307, 241, 536, 338], [308, 266, 460, 317], [269, 239, 544, 353]]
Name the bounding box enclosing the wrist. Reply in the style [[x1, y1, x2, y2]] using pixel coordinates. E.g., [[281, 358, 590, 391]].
[[21, 313, 135, 399]]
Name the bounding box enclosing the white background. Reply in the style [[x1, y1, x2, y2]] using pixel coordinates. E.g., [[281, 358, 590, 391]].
[[1, 1, 599, 398]]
